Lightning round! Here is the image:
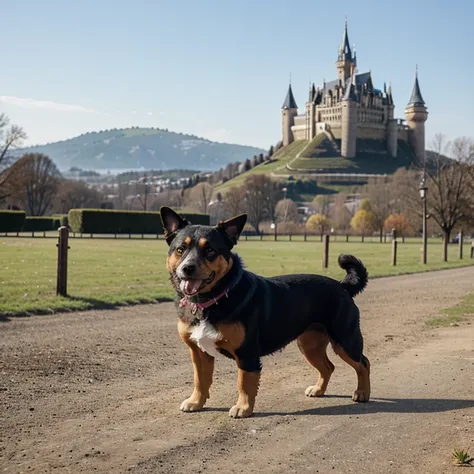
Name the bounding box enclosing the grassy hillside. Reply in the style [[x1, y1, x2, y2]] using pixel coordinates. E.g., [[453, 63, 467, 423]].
[[13, 127, 265, 172], [215, 140, 309, 192], [287, 135, 416, 174]]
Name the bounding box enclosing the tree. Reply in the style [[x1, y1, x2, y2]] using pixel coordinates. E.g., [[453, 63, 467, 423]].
[[311, 194, 332, 216], [7, 153, 61, 215], [306, 213, 330, 236], [275, 198, 299, 223], [384, 213, 412, 237], [188, 182, 213, 214], [224, 186, 244, 218], [350, 209, 376, 237], [242, 174, 278, 233], [364, 184, 393, 242], [332, 193, 352, 232], [133, 173, 152, 211], [54, 179, 103, 213], [268, 145, 274, 157], [424, 135, 474, 257], [0, 113, 27, 200]]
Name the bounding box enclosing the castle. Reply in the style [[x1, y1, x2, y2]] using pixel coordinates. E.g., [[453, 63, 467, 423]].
[[281, 21, 428, 162]]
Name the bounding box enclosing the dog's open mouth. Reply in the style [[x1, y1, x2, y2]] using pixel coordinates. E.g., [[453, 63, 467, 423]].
[[179, 272, 215, 296]]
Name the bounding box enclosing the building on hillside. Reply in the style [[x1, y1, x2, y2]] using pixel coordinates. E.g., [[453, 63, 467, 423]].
[[281, 20, 428, 162]]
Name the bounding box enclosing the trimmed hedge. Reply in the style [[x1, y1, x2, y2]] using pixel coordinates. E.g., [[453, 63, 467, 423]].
[[23, 216, 61, 232], [53, 214, 69, 227], [68, 209, 210, 234], [0, 210, 26, 232]]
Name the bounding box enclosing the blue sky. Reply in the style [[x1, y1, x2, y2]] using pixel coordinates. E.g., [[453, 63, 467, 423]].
[[1, 0, 473, 149]]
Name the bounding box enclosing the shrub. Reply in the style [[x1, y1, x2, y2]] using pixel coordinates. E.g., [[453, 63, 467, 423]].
[[0, 210, 26, 232], [68, 209, 210, 234], [23, 217, 60, 232], [53, 214, 69, 227]]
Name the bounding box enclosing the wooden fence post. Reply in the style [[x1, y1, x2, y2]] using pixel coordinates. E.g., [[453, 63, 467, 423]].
[[471, 240, 474, 259], [304, 232, 307, 242], [346, 234, 349, 242], [322, 235, 329, 269], [392, 239, 397, 266], [56, 226, 69, 297], [459, 231, 463, 259]]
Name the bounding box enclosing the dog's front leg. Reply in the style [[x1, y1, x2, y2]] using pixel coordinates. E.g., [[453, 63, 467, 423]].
[[229, 363, 261, 419], [178, 322, 215, 412]]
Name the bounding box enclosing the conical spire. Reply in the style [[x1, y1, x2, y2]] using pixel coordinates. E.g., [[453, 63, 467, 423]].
[[338, 18, 352, 61], [282, 83, 298, 109], [407, 67, 425, 106]]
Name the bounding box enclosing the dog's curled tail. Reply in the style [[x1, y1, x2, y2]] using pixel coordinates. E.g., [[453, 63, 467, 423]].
[[338, 254, 368, 298]]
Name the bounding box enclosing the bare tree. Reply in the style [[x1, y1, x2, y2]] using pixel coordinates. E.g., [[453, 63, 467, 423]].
[[364, 184, 394, 242], [241, 174, 271, 233], [311, 194, 332, 216], [424, 134, 474, 257], [54, 179, 103, 213], [0, 114, 27, 200], [136, 173, 152, 211], [8, 153, 61, 215], [187, 182, 213, 213], [275, 198, 299, 223], [223, 186, 244, 218], [332, 193, 352, 233]]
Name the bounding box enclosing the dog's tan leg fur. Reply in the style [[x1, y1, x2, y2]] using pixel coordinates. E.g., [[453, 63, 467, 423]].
[[229, 369, 260, 419], [297, 328, 335, 397], [333, 344, 371, 402], [178, 320, 214, 412]]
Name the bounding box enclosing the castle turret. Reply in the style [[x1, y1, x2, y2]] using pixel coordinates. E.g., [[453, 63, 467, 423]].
[[386, 85, 398, 157], [341, 78, 357, 158], [404, 70, 428, 162], [282, 83, 298, 146], [336, 20, 356, 83]]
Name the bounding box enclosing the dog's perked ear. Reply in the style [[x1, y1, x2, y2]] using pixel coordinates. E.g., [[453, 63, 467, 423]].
[[217, 214, 247, 248], [160, 206, 189, 244]]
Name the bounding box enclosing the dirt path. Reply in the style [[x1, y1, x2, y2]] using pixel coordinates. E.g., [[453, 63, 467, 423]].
[[1, 267, 474, 474]]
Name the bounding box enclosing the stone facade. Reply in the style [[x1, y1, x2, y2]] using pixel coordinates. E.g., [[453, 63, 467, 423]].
[[281, 21, 428, 161]]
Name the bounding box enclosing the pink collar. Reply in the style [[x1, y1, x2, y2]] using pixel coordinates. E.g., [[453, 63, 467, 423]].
[[179, 288, 229, 315]]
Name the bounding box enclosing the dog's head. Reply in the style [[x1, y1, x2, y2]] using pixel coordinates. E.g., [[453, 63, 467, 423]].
[[160, 206, 247, 296]]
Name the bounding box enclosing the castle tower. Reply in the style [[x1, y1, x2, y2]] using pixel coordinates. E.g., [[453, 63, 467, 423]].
[[341, 78, 357, 158], [386, 85, 398, 157], [281, 83, 298, 146], [404, 70, 428, 162], [336, 20, 355, 83]]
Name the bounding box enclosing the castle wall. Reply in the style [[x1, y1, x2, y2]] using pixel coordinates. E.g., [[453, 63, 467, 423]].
[[356, 125, 386, 140], [387, 119, 398, 157], [341, 101, 357, 158], [282, 109, 298, 146]]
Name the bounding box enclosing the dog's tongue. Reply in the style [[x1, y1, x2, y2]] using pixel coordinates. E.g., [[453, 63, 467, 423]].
[[180, 279, 203, 295]]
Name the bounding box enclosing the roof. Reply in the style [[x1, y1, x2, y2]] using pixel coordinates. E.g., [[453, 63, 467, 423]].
[[282, 84, 298, 109], [407, 75, 425, 106], [338, 20, 352, 61], [324, 72, 371, 92], [342, 78, 357, 101]]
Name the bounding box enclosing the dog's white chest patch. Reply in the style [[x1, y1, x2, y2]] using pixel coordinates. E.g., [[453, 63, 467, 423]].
[[189, 320, 222, 358]]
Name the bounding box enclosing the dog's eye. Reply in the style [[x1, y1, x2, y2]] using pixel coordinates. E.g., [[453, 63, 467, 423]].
[[176, 246, 185, 256], [205, 245, 216, 257]]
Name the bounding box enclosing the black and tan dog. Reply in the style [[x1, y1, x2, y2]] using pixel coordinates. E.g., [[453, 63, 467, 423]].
[[160, 206, 370, 418]]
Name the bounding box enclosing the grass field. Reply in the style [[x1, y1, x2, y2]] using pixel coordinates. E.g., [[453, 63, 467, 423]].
[[428, 293, 474, 327], [1, 236, 473, 317]]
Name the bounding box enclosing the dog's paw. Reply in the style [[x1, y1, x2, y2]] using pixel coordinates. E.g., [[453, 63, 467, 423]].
[[352, 390, 369, 402], [180, 398, 205, 412], [229, 404, 253, 418], [305, 385, 325, 397]]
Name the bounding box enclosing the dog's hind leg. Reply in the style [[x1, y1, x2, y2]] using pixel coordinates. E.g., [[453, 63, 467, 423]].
[[297, 327, 335, 397], [332, 343, 370, 403], [178, 321, 215, 412]]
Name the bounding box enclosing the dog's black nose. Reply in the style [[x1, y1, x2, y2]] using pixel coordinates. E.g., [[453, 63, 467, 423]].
[[182, 264, 197, 276]]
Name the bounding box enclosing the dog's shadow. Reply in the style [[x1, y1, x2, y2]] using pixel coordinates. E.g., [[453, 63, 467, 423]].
[[204, 395, 474, 418]]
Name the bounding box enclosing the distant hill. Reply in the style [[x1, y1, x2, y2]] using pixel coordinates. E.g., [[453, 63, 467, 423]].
[[13, 127, 266, 172]]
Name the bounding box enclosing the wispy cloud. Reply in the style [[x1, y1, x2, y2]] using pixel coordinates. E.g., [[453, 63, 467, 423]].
[[0, 95, 98, 113]]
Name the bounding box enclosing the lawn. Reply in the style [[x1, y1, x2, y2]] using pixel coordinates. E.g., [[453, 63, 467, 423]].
[[428, 293, 474, 327], [1, 237, 473, 317]]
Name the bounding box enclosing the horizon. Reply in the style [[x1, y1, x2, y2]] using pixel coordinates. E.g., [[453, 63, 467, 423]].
[[2, 0, 473, 149]]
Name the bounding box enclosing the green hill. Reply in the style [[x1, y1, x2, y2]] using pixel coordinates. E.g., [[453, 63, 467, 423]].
[[12, 127, 265, 172], [217, 134, 419, 192]]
